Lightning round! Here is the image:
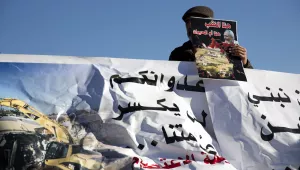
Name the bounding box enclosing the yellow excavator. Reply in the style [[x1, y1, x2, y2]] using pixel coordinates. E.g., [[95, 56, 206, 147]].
[[0, 98, 73, 144], [0, 98, 104, 170]]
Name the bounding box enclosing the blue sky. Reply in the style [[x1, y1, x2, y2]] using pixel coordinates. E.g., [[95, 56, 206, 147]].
[[0, 0, 299, 74]]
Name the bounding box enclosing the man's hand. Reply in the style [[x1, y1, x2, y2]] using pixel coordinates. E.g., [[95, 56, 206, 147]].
[[229, 45, 248, 65]]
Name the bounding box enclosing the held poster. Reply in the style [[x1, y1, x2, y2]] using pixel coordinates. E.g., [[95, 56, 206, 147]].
[[0, 54, 299, 170], [189, 17, 247, 82]]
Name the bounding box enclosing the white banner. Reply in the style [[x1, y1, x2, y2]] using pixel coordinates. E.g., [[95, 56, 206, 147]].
[[204, 69, 300, 170], [0, 54, 299, 170]]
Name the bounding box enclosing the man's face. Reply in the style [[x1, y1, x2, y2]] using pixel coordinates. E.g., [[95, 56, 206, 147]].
[[224, 32, 231, 41]]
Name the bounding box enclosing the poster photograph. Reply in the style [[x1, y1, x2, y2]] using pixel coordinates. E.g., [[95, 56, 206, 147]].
[[189, 17, 247, 82]]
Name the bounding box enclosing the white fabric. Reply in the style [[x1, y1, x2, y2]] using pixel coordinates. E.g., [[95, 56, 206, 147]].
[[0, 54, 299, 169]]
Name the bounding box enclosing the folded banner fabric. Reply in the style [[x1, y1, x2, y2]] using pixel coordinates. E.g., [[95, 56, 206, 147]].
[[0, 54, 299, 170]]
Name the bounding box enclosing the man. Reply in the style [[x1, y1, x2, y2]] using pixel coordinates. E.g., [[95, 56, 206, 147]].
[[169, 6, 253, 69]]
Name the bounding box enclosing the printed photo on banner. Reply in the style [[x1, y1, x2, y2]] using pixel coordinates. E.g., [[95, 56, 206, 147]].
[[0, 62, 231, 170], [189, 17, 247, 82], [0, 63, 107, 170]]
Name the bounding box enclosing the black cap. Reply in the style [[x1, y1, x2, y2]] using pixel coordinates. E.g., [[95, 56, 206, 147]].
[[182, 6, 214, 22]]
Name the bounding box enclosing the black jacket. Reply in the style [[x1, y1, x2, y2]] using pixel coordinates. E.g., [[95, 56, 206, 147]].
[[169, 41, 253, 69]]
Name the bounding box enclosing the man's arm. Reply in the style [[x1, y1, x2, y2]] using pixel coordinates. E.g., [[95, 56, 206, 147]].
[[243, 59, 253, 69], [230, 45, 254, 69], [169, 47, 195, 62]]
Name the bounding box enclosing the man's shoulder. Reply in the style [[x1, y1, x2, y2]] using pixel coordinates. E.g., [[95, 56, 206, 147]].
[[170, 45, 184, 55], [176, 41, 192, 50], [169, 41, 194, 61]]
